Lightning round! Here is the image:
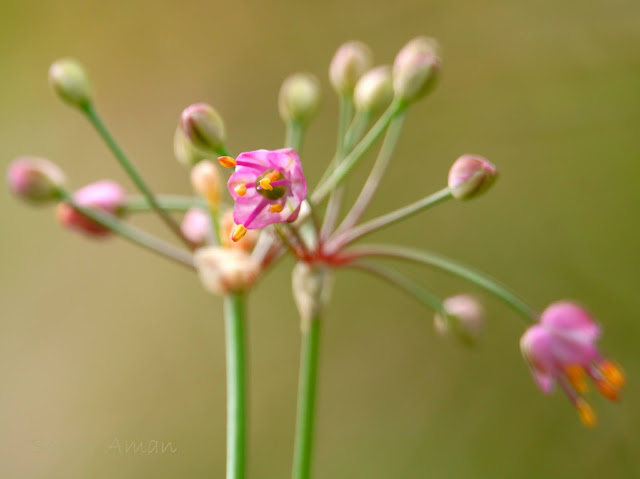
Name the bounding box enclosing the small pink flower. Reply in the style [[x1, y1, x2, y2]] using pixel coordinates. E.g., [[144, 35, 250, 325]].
[[181, 207, 210, 247], [520, 301, 625, 427], [56, 180, 126, 237], [219, 148, 307, 241]]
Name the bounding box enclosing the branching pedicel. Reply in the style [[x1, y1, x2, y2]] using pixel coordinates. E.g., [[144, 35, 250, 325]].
[[8, 36, 624, 479]]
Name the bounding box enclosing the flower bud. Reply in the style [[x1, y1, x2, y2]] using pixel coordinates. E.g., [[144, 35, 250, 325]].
[[190, 160, 220, 206], [392, 37, 440, 103], [173, 127, 208, 168], [354, 66, 393, 115], [56, 180, 126, 237], [278, 73, 320, 125], [194, 246, 260, 295], [434, 295, 484, 346], [7, 156, 66, 204], [181, 207, 210, 247], [448, 154, 498, 200], [292, 262, 332, 331], [221, 210, 259, 251], [329, 41, 373, 95], [179, 103, 226, 155], [48, 58, 92, 108]]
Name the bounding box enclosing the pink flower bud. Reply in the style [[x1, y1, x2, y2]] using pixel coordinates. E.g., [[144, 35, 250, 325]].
[[7, 156, 66, 204], [447, 154, 498, 200], [181, 208, 210, 248], [434, 295, 484, 346], [179, 103, 226, 155], [329, 41, 373, 94], [354, 66, 393, 115], [392, 37, 440, 103], [194, 246, 260, 295], [190, 160, 221, 206], [56, 180, 126, 237]]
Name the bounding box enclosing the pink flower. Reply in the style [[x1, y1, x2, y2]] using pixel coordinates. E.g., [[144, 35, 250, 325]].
[[219, 148, 307, 241], [56, 180, 126, 237], [520, 301, 625, 427], [181, 207, 210, 247]]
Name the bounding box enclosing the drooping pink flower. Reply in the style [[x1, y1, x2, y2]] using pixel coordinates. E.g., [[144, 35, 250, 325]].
[[56, 180, 126, 237], [520, 301, 625, 427], [219, 148, 307, 241]]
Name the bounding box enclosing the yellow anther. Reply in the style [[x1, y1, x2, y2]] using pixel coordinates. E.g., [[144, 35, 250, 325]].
[[565, 365, 588, 394], [218, 156, 237, 168], [600, 361, 625, 389], [259, 177, 273, 191], [576, 399, 597, 428], [595, 380, 619, 401], [234, 184, 247, 197], [269, 203, 284, 213], [266, 170, 281, 181], [231, 224, 248, 242]]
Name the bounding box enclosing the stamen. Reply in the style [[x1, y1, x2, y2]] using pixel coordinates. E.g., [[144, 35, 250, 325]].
[[231, 224, 248, 242], [595, 379, 619, 401], [218, 156, 237, 168], [259, 177, 274, 191], [269, 203, 284, 213], [565, 365, 588, 394], [599, 361, 625, 389], [576, 398, 597, 428], [234, 184, 247, 196]]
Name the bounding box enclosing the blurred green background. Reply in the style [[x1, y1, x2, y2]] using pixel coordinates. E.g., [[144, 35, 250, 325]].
[[2, 0, 639, 477]]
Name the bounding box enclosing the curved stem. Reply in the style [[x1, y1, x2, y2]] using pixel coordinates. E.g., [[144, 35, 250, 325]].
[[337, 113, 406, 233], [224, 293, 248, 479], [342, 244, 536, 323], [326, 187, 452, 252], [123, 194, 206, 213], [81, 103, 191, 248], [58, 190, 195, 269], [292, 316, 321, 479]]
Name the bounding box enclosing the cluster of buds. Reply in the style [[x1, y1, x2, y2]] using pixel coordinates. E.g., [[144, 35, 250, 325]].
[[6, 34, 623, 430]]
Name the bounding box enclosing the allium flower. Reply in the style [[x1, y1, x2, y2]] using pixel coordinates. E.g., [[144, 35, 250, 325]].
[[520, 301, 625, 427], [219, 148, 307, 241], [56, 180, 126, 237]]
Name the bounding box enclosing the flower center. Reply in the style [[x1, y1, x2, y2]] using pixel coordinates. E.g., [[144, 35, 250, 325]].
[[257, 170, 286, 200]]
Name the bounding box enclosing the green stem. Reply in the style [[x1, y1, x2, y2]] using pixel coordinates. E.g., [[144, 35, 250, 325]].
[[344, 244, 536, 322], [326, 187, 452, 252], [292, 316, 321, 479], [123, 194, 206, 213], [224, 293, 248, 479], [312, 100, 406, 203], [286, 120, 305, 153], [81, 103, 190, 247], [58, 190, 195, 269]]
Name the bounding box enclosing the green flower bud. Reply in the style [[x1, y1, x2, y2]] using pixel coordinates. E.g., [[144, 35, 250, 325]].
[[48, 58, 92, 108], [392, 37, 441, 103], [434, 295, 484, 346], [179, 103, 227, 155], [329, 41, 373, 94], [448, 154, 498, 200], [278, 73, 321, 126], [354, 65, 393, 115], [7, 156, 66, 204]]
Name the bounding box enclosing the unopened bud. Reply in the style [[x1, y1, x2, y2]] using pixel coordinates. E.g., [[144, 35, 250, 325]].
[[448, 154, 498, 200], [354, 66, 393, 115], [221, 210, 259, 251], [434, 295, 484, 346], [7, 156, 66, 204], [292, 262, 332, 331], [181, 208, 210, 247], [392, 37, 440, 103], [329, 41, 373, 94], [48, 58, 92, 108], [278, 73, 320, 125], [56, 180, 126, 237], [190, 160, 221, 206], [194, 246, 260, 295], [173, 127, 208, 168], [179, 103, 226, 155]]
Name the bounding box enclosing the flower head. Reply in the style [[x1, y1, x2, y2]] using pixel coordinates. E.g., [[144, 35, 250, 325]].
[[56, 180, 126, 237], [219, 148, 307, 241], [520, 301, 625, 427]]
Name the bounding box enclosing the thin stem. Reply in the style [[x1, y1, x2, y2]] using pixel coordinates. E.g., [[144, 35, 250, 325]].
[[342, 244, 536, 323], [224, 293, 248, 479], [286, 120, 305, 153], [348, 261, 446, 316], [292, 316, 321, 479], [312, 99, 406, 203], [337, 113, 406, 233], [123, 194, 206, 213], [81, 103, 190, 247], [58, 190, 195, 269], [326, 187, 453, 252]]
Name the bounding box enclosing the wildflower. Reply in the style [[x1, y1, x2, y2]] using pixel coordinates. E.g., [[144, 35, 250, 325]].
[[447, 154, 498, 200], [181, 207, 210, 247], [434, 295, 484, 346], [179, 103, 226, 155], [7, 156, 66, 204], [219, 148, 307, 242], [194, 246, 260, 295], [520, 301, 625, 427], [56, 180, 126, 237]]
